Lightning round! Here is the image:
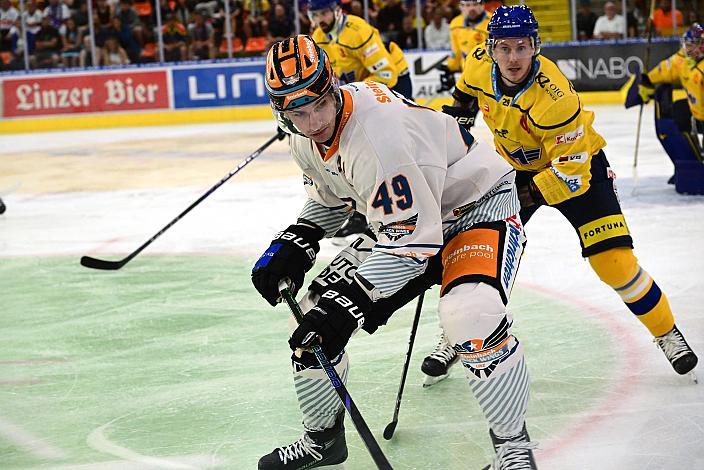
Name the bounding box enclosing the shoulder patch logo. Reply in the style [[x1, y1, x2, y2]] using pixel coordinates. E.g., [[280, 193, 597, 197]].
[[379, 215, 418, 241]]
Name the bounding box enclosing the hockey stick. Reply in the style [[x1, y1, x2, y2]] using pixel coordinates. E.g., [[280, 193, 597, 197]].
[[383, 292, 424, 440], [279, 281, 393, 470], [80, 129, 286, 270], [632, 0, 657, 194]]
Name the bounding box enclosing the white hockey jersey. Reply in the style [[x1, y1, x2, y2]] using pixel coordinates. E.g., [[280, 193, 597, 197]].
[[290, 81, 518, 298]]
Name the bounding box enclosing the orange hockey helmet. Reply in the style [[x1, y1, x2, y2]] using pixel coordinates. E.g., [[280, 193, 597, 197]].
[[265, 35, 340, 112]]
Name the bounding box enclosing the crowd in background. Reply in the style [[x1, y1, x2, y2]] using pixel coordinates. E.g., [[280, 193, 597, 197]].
[[577, 0, 701, 40], [0, 0, 701, 70]]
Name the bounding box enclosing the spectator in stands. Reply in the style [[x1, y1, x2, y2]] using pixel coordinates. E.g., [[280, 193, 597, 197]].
[[376, 0, 405, 43], [0, 0, 19, 51], [62, 17, 81, 66], [162, 12, 188, 62], [268, 2, 292, 42], [349, 0, 364, 18], [108, 16, 140, 62], [653, 0, 683, 36], [244, 0, 268, 42], [95, 0, 113, 28], [189, 8, 214, 60], [101, 35, 129, 64], [22, 0, 42, 53], [626, 0, 646, 37], [593, 1, 625, 39], [7, 18, 25, 69], [116, 0, 143, 46], [396, 14, 419, 49], [79, 34, 95, 66], [32, 15, 62, 68], [577, 0, 597, 40], [43, 0, 72, 35], [72, 0, 90, 31], [424, 8, 449, 49], [166, 0, 192, 27]]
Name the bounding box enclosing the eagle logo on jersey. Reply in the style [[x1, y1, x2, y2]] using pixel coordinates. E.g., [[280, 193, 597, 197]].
[[379, 215, 417, 241], [504, 145, 542, 165]]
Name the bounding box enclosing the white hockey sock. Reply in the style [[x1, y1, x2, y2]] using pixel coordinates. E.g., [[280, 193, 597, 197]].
[[468, 353, 530, 438], [293, 350, 349, 432]]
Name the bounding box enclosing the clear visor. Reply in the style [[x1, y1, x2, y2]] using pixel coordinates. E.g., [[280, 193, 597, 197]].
[[488, 37, 537, 60], [272, 82, 342, 136]]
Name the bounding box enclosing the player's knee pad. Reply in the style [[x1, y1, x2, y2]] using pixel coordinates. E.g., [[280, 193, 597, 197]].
[[438, 282, 521, 380], [588, 247, 638, 288]]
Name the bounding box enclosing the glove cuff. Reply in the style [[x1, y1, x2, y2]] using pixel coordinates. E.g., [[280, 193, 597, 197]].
[[272, 223, 324, 269]]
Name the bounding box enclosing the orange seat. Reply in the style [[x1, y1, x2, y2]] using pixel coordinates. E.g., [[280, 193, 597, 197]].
[[134, 1, 153, 17], [244, 36, 267, 53], [219, 37, 244, 54], [0, 51, 12, 65], [141, 42, 157, 58]]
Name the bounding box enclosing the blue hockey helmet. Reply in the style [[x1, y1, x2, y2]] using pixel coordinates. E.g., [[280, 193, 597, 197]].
[[681, 23, 704, 60], [308, 0, 339, 12], [487, 5, 541, 56]]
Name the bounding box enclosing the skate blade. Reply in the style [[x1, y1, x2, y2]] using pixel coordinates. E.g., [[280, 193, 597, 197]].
[[423, 372, 450, 388], [689, 371, 698, 384]]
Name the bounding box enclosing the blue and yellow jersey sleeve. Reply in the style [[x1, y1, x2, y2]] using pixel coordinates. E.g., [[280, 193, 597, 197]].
[[312, 14, 400, 88], [447, 13, 490, 73], [648, 51, 704, 121], [455, 48, 607, 205]]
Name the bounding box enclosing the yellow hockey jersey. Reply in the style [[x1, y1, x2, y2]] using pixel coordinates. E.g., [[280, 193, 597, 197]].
[[447, 12, 490, 72], [312, 14, 408, 89], [647, 50, 704, 121], [455, 46, 607, 205]]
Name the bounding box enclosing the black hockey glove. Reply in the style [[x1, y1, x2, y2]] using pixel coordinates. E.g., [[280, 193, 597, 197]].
[[289, 280, 373, 358], [366, 254, 442, 331], [252, 224, 324, 306], [516, 173, 545, 208], [442, 100, 479, 131], [437, 64, 456, 93]]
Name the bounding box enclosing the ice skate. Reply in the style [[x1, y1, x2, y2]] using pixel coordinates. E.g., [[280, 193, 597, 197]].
[[421, 332, 458, 387], [258, 413, 347, 469], [654, 324, 698, 382], [482, 423, 538, 470]]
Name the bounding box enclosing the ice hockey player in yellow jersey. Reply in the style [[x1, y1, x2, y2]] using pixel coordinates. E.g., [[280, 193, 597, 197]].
[[438, 0, 492, 93], [422, 5, 699, 383], [624, 23, 703, 191], [308, 0, 412, 99]]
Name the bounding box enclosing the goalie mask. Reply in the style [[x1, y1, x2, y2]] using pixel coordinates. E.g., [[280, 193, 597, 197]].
[[682, 23, 704, 62], [265, 35, 342, 136]]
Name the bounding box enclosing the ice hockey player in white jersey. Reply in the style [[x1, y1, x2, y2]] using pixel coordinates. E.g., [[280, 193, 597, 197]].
[[251, 35, 537, 470]]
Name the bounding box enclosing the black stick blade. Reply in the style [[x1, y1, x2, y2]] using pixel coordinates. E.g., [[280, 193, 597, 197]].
[[383, 421, 397, 440], [80, 256, 125, 270]]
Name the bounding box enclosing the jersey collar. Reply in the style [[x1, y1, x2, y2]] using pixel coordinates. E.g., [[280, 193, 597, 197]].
[[464, 11, 486, 28], [491, 58, 540, 106], [315, 88, 354, 162], [326, 13, 347, 43]]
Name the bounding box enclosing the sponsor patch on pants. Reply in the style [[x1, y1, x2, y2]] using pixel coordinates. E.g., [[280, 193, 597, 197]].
[[441, 228, 499, 295], [579, 214, 630, 248]]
